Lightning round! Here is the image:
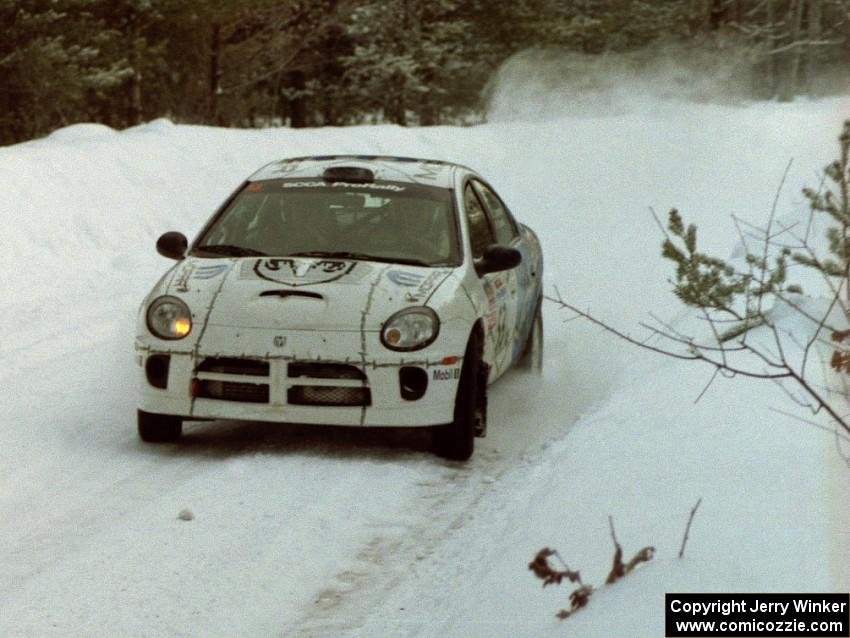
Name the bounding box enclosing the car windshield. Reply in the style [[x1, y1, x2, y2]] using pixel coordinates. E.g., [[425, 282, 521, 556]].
[[192, 179, 459, 266]]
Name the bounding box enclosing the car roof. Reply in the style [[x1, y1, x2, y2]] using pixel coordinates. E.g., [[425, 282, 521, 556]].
[[248, 155, 476, 188]]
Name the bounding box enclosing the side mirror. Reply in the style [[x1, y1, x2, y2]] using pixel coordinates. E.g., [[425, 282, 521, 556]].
[[156, 231, 188, 260], [475, 244, 522, 276]]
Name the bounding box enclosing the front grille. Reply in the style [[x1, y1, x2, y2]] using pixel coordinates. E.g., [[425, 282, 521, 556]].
[[287, 362, 366, 380], [288, 385, 371, 406], [197, 357, 269, 377], [197, 379, 269, 403], [192, 358, 370, 406]]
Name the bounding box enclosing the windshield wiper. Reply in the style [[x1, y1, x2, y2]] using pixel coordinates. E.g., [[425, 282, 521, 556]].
[[289, 251, 433, 267], [193, 244, 268, 257]]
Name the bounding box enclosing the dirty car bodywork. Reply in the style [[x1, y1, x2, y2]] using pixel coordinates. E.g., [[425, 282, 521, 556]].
[[135, 156, 543, 459]]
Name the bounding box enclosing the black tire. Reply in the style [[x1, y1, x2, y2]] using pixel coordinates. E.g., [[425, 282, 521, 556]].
[[432, 330, 486, 461], [518, 298, 543, 373], [138, 409, 182, 443]]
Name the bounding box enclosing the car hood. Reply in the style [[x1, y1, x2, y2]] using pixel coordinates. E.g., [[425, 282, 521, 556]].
[[164, 257, 454, 332]]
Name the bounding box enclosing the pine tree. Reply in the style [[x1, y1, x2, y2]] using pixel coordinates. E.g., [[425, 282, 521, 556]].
[[339, 0, 485, 125], [0, 0, 133, 142]]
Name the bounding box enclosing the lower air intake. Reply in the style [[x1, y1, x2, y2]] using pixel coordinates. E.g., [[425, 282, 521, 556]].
[[288, 385, 371, 407], [197, 357, 269, 376], [145, 354, 170, 389], [197, 380, 269, 403]]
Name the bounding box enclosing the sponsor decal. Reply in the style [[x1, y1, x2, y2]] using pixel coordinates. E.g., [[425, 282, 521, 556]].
[[432, 367, 461, 381], [385, 269, 449, 302], [175, 263, 230, 291], [482, 274, 512, 357], [493, 275, 508, 299], [493, 306, 511, 355], [511, 234, 542, 360], [174, 263, 195, 292], [192, 264, 230, 280], [254, 258, 356, 286], [483, 279, 498, 333], [247, 182, 264, 192], [280, 180, 405, 192], [387, 270, 425, 287], [403, 269, 449, 303]]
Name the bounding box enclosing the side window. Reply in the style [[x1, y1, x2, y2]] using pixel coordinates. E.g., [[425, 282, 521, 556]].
[[464, 183, 494, 258], [474, 181, 517, 245]]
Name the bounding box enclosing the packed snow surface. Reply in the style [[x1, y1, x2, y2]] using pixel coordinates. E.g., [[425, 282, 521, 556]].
[[1, 93, 848, 636]]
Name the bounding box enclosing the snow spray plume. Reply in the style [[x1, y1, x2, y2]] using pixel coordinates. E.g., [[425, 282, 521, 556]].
[[484, 41, 756, 122]]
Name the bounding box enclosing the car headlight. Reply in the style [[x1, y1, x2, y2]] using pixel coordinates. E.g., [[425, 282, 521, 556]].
[[146, 296, 192, 340], [381, 307, 440, 351]]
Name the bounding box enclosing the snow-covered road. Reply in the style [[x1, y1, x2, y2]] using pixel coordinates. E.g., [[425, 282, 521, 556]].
[[1, 97, 847, 636]]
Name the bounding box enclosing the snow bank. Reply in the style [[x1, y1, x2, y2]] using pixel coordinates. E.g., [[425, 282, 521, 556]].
[[353, 356, 843, 637]]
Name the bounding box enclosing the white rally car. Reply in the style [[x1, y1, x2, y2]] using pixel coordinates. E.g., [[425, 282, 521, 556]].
[[136, 156, 542, 460]]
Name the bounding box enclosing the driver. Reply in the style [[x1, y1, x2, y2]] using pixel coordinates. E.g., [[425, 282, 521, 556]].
[[394, 199, 448, 260], [251, 194, 337, 255]]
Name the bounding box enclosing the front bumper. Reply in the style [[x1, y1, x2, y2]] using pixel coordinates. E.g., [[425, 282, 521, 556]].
[[135, 328, 464, 427]]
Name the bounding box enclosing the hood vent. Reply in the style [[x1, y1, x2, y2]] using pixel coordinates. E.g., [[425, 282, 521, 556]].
[[322, 166, 374, 183], [259, 290, 324, 300]]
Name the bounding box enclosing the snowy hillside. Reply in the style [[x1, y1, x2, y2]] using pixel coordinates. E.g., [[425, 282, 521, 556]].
[[1, 93, 848, 636]]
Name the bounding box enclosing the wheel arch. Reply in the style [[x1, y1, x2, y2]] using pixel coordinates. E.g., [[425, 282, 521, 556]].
[[467, 318, 486, 369]]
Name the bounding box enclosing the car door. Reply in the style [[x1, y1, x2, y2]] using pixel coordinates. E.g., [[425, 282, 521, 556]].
[[462, 181, 515, 380], [472, 180, 535, 368]]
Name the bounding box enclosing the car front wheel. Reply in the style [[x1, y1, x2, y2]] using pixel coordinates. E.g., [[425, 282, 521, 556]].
[[138, 409, 182, 443], [432, 329, 486, 461]]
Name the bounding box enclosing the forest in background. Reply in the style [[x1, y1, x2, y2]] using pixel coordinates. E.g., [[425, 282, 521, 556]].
[[2, 0, 849, 146]]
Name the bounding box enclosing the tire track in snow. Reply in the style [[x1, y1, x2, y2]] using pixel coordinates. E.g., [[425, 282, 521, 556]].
[[283, 365, 583, 637]]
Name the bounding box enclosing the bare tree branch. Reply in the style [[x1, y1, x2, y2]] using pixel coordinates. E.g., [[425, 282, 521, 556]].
[[678, 498, 702, 559], [694, 368, 720, 404], [548, 294, 794, 380], [769, 408, 850, 444], [758, 159, 793, 316]]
